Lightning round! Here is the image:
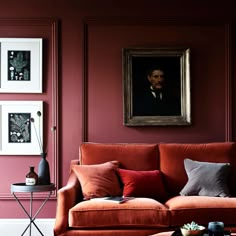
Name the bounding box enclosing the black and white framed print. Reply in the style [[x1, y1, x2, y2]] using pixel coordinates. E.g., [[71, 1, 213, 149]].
[[0, 101, 43, 155], [0, 38, 42, 93]]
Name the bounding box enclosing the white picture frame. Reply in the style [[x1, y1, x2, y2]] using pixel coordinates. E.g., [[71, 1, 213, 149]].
[[0, 38, 42, 93], [0, 101, 43, 155]]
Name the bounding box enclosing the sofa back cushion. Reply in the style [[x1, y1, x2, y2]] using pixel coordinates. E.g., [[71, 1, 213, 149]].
[[159, 142, 236, 197], [79, 143, 159, 170]]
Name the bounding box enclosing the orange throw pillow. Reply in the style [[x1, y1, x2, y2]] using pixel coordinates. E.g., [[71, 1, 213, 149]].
[[118, 169, 167, 201], [72, 161, 122, 200]]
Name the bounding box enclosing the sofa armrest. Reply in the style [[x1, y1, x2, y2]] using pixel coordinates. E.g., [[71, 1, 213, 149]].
[[54, 165, 83, 235]]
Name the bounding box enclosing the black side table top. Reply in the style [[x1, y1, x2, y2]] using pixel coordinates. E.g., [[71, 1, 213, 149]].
[[11, 183, 56, 193]]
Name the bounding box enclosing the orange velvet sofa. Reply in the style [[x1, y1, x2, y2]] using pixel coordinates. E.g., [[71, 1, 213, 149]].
[[54, 142, 236, 236]]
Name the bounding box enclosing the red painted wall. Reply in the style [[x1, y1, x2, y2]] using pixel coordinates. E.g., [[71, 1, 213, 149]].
[[0, 0, 235, 219]]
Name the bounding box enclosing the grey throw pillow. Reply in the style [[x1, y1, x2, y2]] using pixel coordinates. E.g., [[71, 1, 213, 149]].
[[180, 158, 231, 197]]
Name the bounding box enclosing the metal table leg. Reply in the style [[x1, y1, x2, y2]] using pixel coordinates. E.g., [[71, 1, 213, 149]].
[[12, 191, 53, 236]]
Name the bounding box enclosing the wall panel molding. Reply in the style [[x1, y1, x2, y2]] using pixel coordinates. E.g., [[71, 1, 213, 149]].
[[82, 18, 232, 143], [224, 23, 232, 141], [0, 18, 59, 199]]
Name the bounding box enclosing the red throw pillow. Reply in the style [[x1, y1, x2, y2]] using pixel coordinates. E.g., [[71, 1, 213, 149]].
[[72, 161, 122, 200], [118, 169, 167, 201]]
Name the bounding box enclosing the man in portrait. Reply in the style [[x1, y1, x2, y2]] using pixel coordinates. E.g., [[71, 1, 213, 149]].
[[133, 62, 181, 116]]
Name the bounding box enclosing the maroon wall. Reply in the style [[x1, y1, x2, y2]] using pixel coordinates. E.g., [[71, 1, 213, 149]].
[[0, 0, 236, 218]]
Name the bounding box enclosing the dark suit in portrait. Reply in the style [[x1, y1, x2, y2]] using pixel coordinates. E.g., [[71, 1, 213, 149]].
[[133, 86, 181, 116]]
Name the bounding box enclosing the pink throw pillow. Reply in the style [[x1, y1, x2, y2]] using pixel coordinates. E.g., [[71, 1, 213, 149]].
[[118, 169, 167, 201], [72, 161, 122, 200]]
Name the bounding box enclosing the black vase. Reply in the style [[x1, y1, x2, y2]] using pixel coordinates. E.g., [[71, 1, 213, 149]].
[[38, 152, 51, 185]]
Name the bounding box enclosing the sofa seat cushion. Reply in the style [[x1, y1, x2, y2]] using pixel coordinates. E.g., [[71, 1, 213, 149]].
[[69, 198, 170, 228], [165, 196, 236, 226]]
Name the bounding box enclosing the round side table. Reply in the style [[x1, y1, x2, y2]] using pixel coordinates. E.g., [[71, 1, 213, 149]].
[[11, 183, 56, 236]]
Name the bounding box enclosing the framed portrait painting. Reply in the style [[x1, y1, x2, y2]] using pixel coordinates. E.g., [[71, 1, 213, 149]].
[[0, 38, 42, 93], [122, 47, 191, 126], [0, 101, 43, 155]]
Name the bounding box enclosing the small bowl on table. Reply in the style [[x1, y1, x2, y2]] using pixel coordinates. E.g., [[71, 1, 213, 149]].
[[180, 226, 206, 236]]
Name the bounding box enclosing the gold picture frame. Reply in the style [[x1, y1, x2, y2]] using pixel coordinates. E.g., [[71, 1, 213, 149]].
[[123, 47, 191, 126]]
